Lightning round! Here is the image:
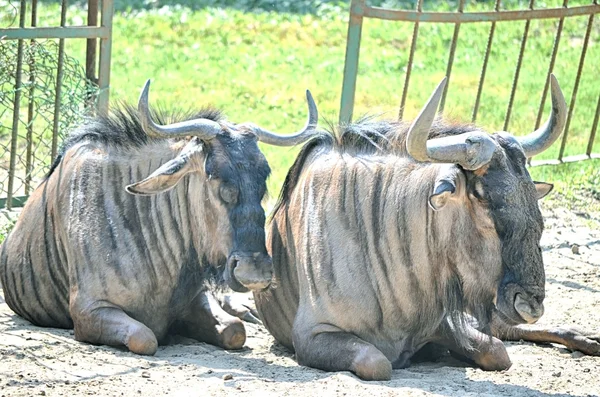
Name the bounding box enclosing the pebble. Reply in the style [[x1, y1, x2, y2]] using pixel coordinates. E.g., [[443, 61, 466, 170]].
[[222, 374, 233, 381], [571, 351, 584, 359], [141, 371, 151, 379], [571, 244, 580, 255], [552, 371, 562, 377]]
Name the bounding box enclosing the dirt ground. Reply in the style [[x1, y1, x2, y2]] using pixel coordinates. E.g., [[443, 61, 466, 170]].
[[1, 197, 600, 397]]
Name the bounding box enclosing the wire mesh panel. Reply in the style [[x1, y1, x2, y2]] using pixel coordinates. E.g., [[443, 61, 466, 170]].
[[340, 0, 600, 166], [0, 0, 114, 210]]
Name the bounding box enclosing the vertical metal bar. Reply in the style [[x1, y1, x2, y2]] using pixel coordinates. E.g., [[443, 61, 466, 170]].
[[25, 0, 38, 196], [7, 0, 27, 211], [559, 11, 595, 159], [398, 0, 422, 121], [587, 93, 600, 156], [86, 0, 99, 112], [472, 0, 501, 122], [51, 0, 68, 160], [339, 0, 365, 124], [503, 0, 535, 131], [97, 0, 114, 115], [439, 0, 465, 113], [535, 0, 568, 131]]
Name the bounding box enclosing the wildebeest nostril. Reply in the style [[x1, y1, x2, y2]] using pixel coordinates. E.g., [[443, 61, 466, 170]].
[[230, 258, 239, 270]]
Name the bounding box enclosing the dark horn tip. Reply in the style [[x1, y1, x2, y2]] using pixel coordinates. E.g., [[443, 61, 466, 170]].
[[138, 79, 152, 109]]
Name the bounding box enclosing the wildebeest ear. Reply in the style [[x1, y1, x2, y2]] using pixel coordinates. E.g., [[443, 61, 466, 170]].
[[429, 165, 463, 211], [534, 181, 553, 200], [125, 142, 203, 196]]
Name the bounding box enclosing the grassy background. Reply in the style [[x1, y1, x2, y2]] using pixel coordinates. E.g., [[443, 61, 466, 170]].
[[1, 0, 599, 242]]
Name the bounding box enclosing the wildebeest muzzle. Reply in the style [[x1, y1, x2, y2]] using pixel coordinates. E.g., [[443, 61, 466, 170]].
[[225, 252, 273, 292]]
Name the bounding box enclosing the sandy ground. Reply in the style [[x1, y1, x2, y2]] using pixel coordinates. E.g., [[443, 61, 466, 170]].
[[1, 200, 600, 397]]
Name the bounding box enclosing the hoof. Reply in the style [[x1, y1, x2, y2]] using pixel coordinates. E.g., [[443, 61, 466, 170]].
[[218, 319, 246, 350], [127, 326, 158, 355], [351, 346, 392, 381], [477, 338, 512, 371]]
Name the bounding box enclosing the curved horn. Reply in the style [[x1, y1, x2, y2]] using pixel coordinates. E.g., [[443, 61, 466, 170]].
[[406, 77, 496, 170], [246, 90, 319, 146], [517, 74, 567, 157], [137, 79, 222, 139]]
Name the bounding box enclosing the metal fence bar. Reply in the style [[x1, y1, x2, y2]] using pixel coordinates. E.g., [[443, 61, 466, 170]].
[[6, 0, 27, 211], [51, 0, 69, 160], [97, 0, 115, 115], [503, 0, 535, 131], [472, 0, 501, 122], [588, 93, 600, 156], [362, 4, 599, 23], [25, 0, 39, 195], [0, 27, 110, 40], [439, 0, 465, 113], [398, 0, 422, 121], [557, 11, 595, 159], [1, 0, 114, 209], [530, 153, 600, 166], [535, 0, 568, 132], [86, 0, 99, 112], [339, 0, 365, 124], [341, 1, 599, 162]]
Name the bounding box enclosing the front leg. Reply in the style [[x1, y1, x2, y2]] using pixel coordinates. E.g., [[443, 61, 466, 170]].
[[434, 321, 512, 371], [293, 323, 392, 381], [174, 290, 246, 350], [492, 314, 600, 356]]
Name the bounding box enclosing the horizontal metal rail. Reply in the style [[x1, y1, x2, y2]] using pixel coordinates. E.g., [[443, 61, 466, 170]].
[[356, 3, 600, 23], [0, 26, 110, 40]]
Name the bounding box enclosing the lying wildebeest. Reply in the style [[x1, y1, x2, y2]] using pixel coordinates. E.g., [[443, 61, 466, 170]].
[[255, 75, 600, 380], [0, 80, 319, 354]]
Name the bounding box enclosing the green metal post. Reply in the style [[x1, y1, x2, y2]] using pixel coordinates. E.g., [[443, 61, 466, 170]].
[[97, 0, 114, 115], [339, 0, 366, 125]]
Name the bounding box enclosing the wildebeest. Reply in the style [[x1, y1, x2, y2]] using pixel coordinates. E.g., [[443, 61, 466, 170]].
[[0, 80, 319, 354], [255, 75, 600, 380]]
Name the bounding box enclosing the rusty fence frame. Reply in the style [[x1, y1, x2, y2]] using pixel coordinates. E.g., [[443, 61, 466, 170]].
[[0, 0, 114, 210], [339, 0, 600, 166]]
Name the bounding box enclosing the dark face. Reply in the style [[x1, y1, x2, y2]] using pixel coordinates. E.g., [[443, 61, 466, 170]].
[[204, 130, 273, 292], [467, 134, 549, 325]]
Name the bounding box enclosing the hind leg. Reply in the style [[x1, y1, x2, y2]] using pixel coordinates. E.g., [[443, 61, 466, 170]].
[[175, 290, 246, 350], [70, 300, 158, 355]]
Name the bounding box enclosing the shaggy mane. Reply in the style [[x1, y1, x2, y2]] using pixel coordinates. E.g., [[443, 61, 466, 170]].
[[271, 116, 481, 219], [46, 103, 225, 178]]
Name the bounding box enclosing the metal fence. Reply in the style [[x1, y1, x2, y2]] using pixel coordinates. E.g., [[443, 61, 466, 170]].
[[339, 0, 600, 166], [0, 0, 114, 210]]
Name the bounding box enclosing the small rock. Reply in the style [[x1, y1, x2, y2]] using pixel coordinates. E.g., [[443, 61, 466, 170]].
[[583, 368, 591, 373], [552, 371, 562, 377], [222, 373, 233, 381], [39, 392, 46, 396], [571, 244, 580, 255], [141, 371, 151, 379], [207, 369, 214, 374], [571, 351, 584, 359]]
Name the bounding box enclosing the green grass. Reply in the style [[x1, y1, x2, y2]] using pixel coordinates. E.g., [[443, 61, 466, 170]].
[[1, 0, 599, 211]]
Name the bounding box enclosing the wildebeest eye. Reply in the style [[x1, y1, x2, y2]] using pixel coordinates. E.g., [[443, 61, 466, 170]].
[[219, 185, 239, 204]]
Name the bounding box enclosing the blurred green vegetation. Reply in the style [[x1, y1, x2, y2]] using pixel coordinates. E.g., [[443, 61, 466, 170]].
[[1, 0, 598, 216]]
